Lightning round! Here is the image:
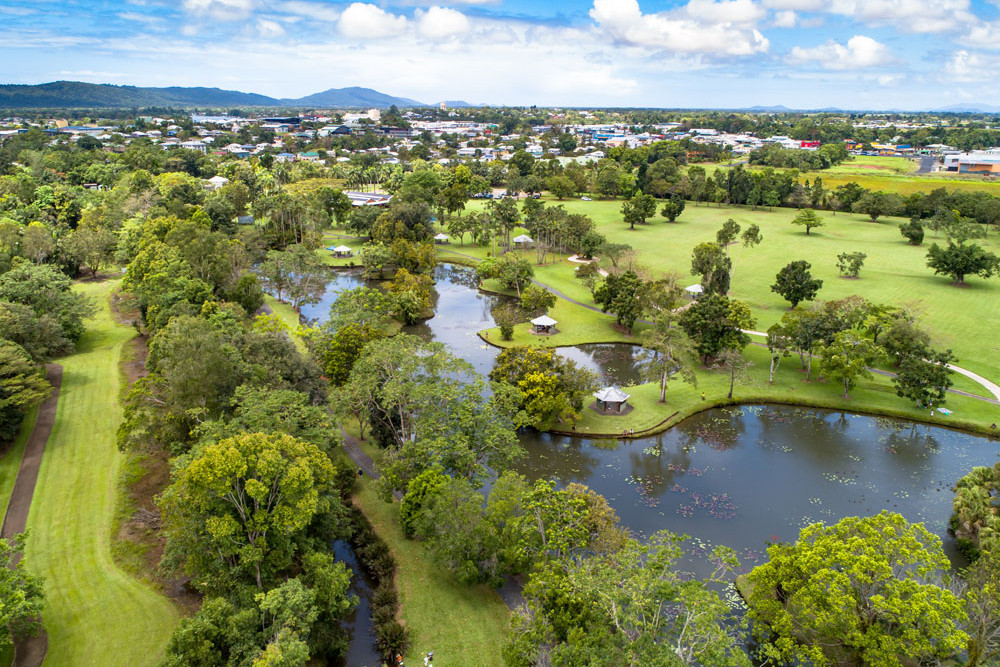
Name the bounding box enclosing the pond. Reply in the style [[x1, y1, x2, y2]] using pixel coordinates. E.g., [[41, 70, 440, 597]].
[[311, 263, 1000, 570], [512, 405, 1000, 571]]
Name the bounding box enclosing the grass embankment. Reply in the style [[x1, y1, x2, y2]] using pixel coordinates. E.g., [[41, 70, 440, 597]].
[[352, 476, 509, 667], [568, 343, 1000, 437], [0, 405, 38, 521], [25, 279, 179, 666]]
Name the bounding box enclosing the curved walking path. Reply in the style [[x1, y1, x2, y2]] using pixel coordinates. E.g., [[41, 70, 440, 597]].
[[1, 364, 62, 667]]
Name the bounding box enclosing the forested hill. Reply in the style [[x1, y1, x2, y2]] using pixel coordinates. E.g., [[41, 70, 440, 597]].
[[0, 81, 425, 109]]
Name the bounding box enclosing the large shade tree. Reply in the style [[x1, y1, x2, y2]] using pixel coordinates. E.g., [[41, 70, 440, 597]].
[[747, 512, 968, 667]]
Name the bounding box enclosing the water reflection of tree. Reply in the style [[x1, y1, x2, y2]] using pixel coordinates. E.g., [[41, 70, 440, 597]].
[[627, 433, 693, 496], [513, 433, 602, 484], [576, 343, 642, 387], [679, 407, 746, 451], [881, 422, 940, 463], [756, 406, 863, 464]]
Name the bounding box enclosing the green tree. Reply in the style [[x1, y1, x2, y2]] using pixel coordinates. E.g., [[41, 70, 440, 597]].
[[818, 327, 882, 398], [690, 241, 731, 296], [620, 194, 656, 230], [747, 512, 968, 667], [712, 348, 752, 399], [0, 534, 44, 652], [852, 191, 903, 223], [546, 175, 575, 200], [638, 317, 697, 402], [659, 192, 685, 222], [765, 322, 792, 382], [926, 241, 1000, 284], [399, 468, 449, 538], [0, 301, 73, 362], [678, 294, 755, 363], [715, 218, 741, 247], [0, 341, 52, 441], [771, 260, 823, 308], [476, 253, 534, 297], [305, 322, 384, 387], [893, 348, 955, 407], [63, 224, 117, 277], [836, 251, 867, 278], [0, 258, 94, 343], [506, 531, 749, 667], [489, 346, 598, 430], [899, 219, 925, 245], [790, 208, 825, 235], [386, 268, 434, 325], [593, 270, 643, 333], [160, 432, 340, 593], [520, 284, 556, 315], [21, 221, 53, 264], [963, 549, 1000, 666]]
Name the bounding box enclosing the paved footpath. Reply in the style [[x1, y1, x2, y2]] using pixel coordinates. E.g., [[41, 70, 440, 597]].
[[1, 365, 62, 667]]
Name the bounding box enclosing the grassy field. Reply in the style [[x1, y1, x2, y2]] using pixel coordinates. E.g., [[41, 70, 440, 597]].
[[466, 198, 1000, 387], [0, 405, 38, 521], [24, 279, 179, 666], [353, 481, 509, 667], [706, 155, 1000, 196], [823, 155, 917, 175]]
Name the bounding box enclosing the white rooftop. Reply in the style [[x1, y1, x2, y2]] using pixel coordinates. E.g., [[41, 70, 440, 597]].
[[530, 315, 557, 327], [512, 234, 534, 243], [594, 385, 630, 403]]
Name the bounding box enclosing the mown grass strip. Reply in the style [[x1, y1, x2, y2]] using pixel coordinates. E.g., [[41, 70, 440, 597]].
[[24, 279, 179, 666]]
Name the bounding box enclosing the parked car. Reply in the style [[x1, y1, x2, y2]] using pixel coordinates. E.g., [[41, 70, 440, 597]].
[[581, 196, 592, 201], [531, 193, 541, 199]]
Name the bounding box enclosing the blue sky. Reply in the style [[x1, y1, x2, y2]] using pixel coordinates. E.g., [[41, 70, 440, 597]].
[[2, 0, 1000, 109]]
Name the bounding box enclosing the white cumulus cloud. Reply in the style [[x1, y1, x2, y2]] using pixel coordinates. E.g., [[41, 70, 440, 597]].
[[942, 49, 1000, 82], [772, 10, 796, 27], [590, 0, 769, 56], [338, 3, 407, 39], [786, 35, 892, 69], [416, 6, 470, 39]]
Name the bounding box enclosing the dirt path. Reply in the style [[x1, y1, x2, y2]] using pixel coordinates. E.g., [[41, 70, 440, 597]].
[[1, 364, 62, 667]]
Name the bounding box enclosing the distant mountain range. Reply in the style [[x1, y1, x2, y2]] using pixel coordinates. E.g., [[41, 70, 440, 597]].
[[934, 103, 1000, 114], [0, 81, 426, 109]]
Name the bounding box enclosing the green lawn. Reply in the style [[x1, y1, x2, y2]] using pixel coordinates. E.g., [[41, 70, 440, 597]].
[[353, 481, 509, 667], [24, 279, 179, 666], [263, 295, 307, 354], [467, 199, 1000, 386], [0, 405, 38, 522]]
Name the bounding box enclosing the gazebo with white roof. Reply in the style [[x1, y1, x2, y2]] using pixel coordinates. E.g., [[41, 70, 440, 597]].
[[434, 233, 450, 244], [327, 244, 353, 258], [512, 234, 534, 247], [593, 385, 630, 413], [684, 284, 704, 299], [530, 314, 557, 334]]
